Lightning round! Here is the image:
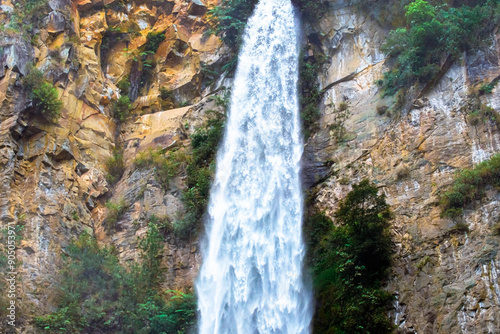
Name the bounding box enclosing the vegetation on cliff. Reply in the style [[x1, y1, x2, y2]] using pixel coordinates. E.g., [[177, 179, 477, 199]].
[[207, 0, 327, 74], [305, 180, 394, 333], [299, 49, 325, 138], [3, 0, 50, 42], [441, 153, 500, 220], [380, 0, 499, 96], [35, 222, 196, 333], [22, 67, 63, 121], [179, 105, 226, 239], [134, 147, 186, 190]]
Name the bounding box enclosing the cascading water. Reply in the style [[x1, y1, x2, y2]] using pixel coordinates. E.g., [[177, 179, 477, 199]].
[[196, 0, 312, 333]]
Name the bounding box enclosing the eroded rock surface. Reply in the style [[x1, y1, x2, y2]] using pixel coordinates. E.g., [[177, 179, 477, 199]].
[[0, 0, 499, 333], [306, 2, 500, 333]]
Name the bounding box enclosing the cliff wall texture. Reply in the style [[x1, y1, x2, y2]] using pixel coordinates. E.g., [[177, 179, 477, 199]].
[[0, 0, 499, 333]]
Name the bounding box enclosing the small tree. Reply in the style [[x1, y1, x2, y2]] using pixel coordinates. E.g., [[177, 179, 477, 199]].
[[312, 180, 394, 334], [31, 82, 63, 121]]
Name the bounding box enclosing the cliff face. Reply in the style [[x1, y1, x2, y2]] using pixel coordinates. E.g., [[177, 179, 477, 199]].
[[0, 0, 500, 333], [0, 0, 225, 330], [305, 2, 500, 333]]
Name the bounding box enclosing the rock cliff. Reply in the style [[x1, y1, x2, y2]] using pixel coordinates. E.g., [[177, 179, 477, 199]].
[[305, 2, 500, 333], [0, 0, 499, 333]]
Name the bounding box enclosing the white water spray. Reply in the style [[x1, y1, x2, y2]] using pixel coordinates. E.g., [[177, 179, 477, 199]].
[[196, 0, 312, 332]]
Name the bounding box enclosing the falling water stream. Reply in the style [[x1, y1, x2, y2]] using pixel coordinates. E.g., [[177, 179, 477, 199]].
[[196, 0, 312, 332]]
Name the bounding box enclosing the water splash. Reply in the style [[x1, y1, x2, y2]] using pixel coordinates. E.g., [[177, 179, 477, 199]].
[[196, 0, 312, 333]]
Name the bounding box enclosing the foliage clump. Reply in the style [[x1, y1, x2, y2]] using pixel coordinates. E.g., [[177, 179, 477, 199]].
[[179, 109, 226, 239], [440, 153, 500, 219], [207, 0, 259, 52], [298, 48, 329, 138], [105, 148, 125, 184], [5, 0, 50, 42], [144, 32, 166, 54], [306, 180, 394, 334], [112, 95, 132, 122], [22, 67, 62, 121], [328, 101, 351, 142], [31, 82, 63, 120], [34, 223, 197, 334], [105, 199, 129, 226], [292, 0, 328, 21], [116, 75, 131, 96], [380, 0, 498, 96], [134, 147, 186, 190]]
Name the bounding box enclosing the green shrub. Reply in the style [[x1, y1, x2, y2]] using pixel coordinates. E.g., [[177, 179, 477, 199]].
[[113, 95, 132, 122], [105, 199, 129, 225], [493, 221, 500, 236], [139, 222, 164, 286], [307, 180, 394, 334], [299, 50, 325, 138], [178, 110, 225, 239], [149, 291, 197, 334], [31, 82, 63, 121], [479, 78, 499, 95], [116, 75, 131, 95], [35, 222, 197, 333], [328, 101, 351, 142], [462, 94, 500, 128], [22, 66, 44, 89], [105, 148, 124, 184], [293, 0, 328, 21], [7, 0, 49, 42], [380, 0, 496, 96], [450, 222, 470, 233], [134, 148, 186, 190], [145, 32, 166, 54], [441, 153, 500, 218], [207, 0, 259, 51], [159, 87, 174, 101]]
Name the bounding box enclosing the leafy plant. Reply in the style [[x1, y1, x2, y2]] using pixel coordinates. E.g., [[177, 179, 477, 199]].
[[6, 0, 50, 42], [207, 0, 259, 52], [478, 78, 499, 95], [31, 82, 63, 121], [293, 0, 328, 21], [116, 75, 131, 95], [380, 0, 497, 96], [134, 148, 186, 190], [299, 49, 326, 138], [149, 291, 197, 334], [105, 199, 129, 225], [159, 87, 174, 101], [493, 221, 500, 236], [307, 180, 394, 334], [105, 148, 125, 184], [440, 153, 500, 219], [112, 95, 132, 122], [328, 101, 351, 142], [177, 110, 226, 239], [35, 221, 196, 333], [145, 32, 166, 54]]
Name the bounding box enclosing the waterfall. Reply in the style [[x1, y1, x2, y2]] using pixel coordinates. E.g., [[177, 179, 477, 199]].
[[196, 0, 312, 333]]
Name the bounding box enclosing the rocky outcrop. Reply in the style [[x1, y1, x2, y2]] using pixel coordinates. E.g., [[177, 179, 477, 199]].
[[0, 0, 225, 331], [1, 0, 499, 332], [305, 2, 500, 333]]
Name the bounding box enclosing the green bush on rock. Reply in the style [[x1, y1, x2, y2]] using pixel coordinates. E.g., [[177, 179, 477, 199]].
[[22, 67, 63, 121], [35, 222, 197, 333], [380, 0, 497, 96], [441, 153, 500, 219], [306, 180, 394, 334], [31, 82, 63, 120], [207, 0, 259, 52], [178, 109, 226, 239]]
